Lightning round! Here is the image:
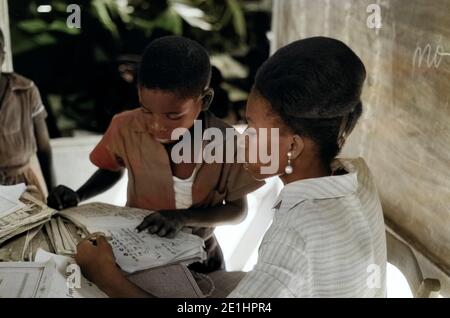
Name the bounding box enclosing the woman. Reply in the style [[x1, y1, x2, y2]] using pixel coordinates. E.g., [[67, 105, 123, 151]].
[[0, 28, 55, 197], [74, 37, 387, 298]]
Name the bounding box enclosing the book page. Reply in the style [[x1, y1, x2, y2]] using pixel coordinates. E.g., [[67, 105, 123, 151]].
[[59, 203, 207, 273], [109, 227, 206, 273], [59, 203, 153, 235]]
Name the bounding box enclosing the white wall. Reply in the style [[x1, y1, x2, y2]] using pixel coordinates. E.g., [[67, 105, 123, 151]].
[[0, 0, 14, 72]]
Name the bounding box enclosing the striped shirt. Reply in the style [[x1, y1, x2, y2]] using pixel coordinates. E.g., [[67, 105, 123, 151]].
[[228, 158, 387, 298]]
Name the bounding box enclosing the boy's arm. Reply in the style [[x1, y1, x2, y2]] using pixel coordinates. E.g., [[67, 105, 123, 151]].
[[34, 113, 56, 191], [47, 168, 124, 210], [136, 197, 247, 238], [184, 197, 247, 227], [76, 168, 125, 201]]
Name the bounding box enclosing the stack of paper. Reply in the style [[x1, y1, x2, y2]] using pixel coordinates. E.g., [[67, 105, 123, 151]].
[[45, 217, 79, 256], [60, 203, 207, 273], [0, 185, 56, 245]]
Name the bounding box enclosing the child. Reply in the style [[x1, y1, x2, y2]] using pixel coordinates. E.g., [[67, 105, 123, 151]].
[[48, 36, 264, 272], [0, 28, 55, 197]]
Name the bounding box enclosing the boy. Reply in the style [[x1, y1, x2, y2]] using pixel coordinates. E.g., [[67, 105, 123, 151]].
[[48, 36, 264, 272]]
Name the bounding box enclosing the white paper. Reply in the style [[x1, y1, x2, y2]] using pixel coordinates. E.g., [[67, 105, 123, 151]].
[[0, 260, 55, 298], [109, 227, 207, 273], [34, 249, 108, 298], [0, 183, 26, 219], [45, 217, 78, 256]]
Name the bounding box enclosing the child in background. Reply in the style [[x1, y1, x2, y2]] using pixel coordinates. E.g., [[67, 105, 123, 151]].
[[0, 28, 55, 197], [48, 36, 264, 272]]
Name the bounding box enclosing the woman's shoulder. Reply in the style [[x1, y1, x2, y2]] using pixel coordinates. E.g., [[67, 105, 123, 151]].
[[336, 157, 377, 194]]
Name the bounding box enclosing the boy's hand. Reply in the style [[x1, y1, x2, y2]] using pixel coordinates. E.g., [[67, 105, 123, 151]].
[[47, 185, 80, 210], [75, 236, 117, 284], [136, 211, 187, 238]]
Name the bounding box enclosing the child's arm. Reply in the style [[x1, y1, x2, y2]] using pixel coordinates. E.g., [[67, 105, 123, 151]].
[[33, 113, 56, 191], [136, 197, 247, 238], [75, 168, 125, 201], [184, 197, 247, 226], [47, 168, 124, 210]]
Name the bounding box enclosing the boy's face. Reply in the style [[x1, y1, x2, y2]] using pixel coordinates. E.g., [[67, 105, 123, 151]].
[[138, 87, 202, 143]]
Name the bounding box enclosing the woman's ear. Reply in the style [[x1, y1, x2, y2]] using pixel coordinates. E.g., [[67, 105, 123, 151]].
[[289, 134, 305, 160], [201, 88, 214, 110]]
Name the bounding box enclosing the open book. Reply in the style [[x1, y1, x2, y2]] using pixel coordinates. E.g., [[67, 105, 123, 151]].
[[59, 203, 207, 273]]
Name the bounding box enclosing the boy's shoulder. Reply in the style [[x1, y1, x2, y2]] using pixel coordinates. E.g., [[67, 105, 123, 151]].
[[110, 108, 146, 132], [202, 111, 245, 153], [112, 108, 141, 121], [203, 111, 233, 131]]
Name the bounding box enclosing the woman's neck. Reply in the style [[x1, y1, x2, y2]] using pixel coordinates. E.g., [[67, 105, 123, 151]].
[[280, 158, 332, 185]]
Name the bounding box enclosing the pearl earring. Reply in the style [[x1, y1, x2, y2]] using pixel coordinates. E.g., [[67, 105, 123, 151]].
[[285, 152, 293, 174]]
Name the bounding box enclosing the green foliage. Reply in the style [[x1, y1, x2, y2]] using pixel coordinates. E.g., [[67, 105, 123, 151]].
[[8, 0, 260, 135]]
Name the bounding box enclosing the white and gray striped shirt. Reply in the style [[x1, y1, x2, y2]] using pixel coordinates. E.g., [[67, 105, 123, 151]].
[[229, 158, 387, 298]]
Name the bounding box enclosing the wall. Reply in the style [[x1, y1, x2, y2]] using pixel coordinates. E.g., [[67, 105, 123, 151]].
[[272, 0, 450, 278], [0, 0, 13, 72]]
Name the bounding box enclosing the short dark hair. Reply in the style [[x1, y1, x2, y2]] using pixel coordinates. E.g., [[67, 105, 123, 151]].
[[138, 36, 211, 98], [255, 37, 366, 164]]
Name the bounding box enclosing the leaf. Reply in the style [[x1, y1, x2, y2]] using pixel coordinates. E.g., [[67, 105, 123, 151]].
[[48, 20, 81, 35], [171, 2, 212, 31], [17, 19, 48, 34], [91, 0, 120, 39], [226, 0, 247, 40], [153, 8, 184, 35]]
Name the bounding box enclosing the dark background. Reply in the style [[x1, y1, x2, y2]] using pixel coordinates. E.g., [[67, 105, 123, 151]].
[[9, 0, 272, 137]]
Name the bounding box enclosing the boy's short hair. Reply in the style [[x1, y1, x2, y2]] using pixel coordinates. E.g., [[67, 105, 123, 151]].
[[255, 36, 366, 164], [138, 36, 211, 98]]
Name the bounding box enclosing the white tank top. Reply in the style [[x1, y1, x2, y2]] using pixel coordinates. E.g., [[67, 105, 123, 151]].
[[172, 167, 198, 209]]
